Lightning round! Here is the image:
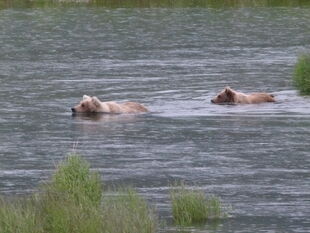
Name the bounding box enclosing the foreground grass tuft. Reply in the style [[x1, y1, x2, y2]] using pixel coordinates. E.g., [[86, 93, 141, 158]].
[[49, 155, 102, 206], [170, 183, 225, 226], [0, 197, 42, 233], [102, 188, 157, 233], [294, 54, 310, 95]]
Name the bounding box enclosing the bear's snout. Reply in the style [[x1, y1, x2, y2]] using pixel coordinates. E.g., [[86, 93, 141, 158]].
[[71, 108, 76, 113], [211, 99, 215, 103]]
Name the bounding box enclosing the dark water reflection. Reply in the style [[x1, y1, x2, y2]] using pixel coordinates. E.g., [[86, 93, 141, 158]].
[[0, 6, 310, 232]]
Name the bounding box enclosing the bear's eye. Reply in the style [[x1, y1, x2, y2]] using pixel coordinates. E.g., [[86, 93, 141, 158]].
[[218, 95, 221, 98], [81, 104, 85, 108]]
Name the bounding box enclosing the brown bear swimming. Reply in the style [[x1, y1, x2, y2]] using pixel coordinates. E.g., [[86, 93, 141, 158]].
[[71, 95, 148, 114], [211, 87, 275, 104]]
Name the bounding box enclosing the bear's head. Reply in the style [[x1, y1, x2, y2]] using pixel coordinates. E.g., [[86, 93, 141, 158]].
[[211, 87, 236, 104], [71, 95, 102, 113]]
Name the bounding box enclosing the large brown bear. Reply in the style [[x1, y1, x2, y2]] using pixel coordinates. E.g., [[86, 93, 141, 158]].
[[71, 95, 148, 114], [211, 87, 275, 104]]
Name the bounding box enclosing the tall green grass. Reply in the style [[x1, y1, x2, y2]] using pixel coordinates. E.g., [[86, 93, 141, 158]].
[[294, 54, 310, 95], [0, 197, 42, 233], [0, 154, 158, 233], [49, 155, 102, 206], [102, 188, 157, 233], [170, 183, 226, 226]]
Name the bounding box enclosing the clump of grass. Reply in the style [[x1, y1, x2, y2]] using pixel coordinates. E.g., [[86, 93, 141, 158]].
[[48, 154, 102, 206], [170, 183, 225, 226], [102, 187, 158, 233], [294, 54, 310, 95], [37, 154, 104, 233]]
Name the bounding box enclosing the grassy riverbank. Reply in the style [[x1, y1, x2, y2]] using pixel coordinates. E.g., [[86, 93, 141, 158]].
[[1, 0, 310, 9], [0, 154, 226, 232]]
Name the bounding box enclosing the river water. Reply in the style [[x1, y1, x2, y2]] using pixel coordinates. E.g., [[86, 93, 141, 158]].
[[0, 5, 310, 232]]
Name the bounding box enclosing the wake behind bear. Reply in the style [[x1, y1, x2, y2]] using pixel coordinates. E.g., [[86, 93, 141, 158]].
[[71, 95, 148, 114]]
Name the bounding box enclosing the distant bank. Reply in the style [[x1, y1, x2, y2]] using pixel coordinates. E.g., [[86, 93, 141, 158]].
[[1, 0, 310, 10]]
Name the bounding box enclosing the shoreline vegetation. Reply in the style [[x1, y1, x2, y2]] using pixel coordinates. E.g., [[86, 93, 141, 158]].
[[1, 0, 310, 9], [0, 154, 226, 233], [294, 54, 310, 95]]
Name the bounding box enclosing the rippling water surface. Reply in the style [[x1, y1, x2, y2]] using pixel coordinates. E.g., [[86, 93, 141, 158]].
[[1, 6, 310, 232]]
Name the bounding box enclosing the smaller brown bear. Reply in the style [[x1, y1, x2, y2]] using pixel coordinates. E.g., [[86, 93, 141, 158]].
[[211, 87, 275, 104], [71, 95, 148, 114]]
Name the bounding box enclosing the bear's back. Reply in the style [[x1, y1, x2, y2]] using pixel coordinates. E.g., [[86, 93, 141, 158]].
[[121, 102, 148, 113]]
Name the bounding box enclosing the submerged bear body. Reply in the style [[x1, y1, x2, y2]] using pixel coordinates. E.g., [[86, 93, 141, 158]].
[[71, 95, 148, 114], [211, 87, 275, 104]]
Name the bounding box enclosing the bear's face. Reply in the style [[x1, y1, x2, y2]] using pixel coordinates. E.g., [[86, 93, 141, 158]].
[[72, 95, 101, 113], [211, 87, 236, 104]]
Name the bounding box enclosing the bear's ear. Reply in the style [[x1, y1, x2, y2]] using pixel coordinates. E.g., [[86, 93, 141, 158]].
[[83, 95, 91, 100], [91, 96, 101, 108], [225, 86, 232, 93], [225, 87, 235, 101]]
